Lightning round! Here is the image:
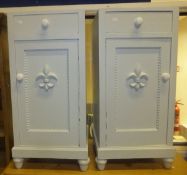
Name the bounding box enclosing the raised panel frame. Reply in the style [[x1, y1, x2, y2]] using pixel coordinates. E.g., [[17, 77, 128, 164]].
[[106, 38, 171, 147], [15, 40, 79, 147]]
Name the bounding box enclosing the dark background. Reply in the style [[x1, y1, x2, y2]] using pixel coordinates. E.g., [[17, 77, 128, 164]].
[[0, 0, 150, 7]]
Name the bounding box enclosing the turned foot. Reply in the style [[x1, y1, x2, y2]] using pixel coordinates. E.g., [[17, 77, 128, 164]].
[[163, 158, 174, 169], [95, 157, 107, 170], [78, 158, 90, 171], [13, 158, 24, 169]]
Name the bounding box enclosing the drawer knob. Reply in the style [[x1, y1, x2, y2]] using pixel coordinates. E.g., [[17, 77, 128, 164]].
[[161, 73, 170, 82], [134, 17, 143, 28], [41, 18, 49, 29], [16, 73, 24, 81]]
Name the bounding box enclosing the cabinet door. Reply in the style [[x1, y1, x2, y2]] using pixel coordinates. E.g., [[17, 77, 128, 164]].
[[106, 39, 171, 147], [14, 40, 79, 147]]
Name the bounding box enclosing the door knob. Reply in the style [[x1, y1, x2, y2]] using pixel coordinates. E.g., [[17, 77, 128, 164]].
[[16, 73, 24, 81], [161, 73, 170, 82]]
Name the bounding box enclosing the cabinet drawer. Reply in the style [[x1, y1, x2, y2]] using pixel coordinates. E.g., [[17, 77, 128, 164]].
[[12, 12, 79, 40], [104, 11, 173, 34]]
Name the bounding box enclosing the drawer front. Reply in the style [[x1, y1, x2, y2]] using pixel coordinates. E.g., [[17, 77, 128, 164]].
[[104, 11, 173, 34], [12, 13, 79, 39]]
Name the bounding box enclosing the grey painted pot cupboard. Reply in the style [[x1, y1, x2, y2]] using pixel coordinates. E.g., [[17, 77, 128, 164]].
[[92, 8, 178, 170], [8, 10, 89, 171], [8, 7, 178, 171]]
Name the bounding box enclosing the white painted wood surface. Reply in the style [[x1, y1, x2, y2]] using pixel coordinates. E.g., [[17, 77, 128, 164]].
[[8, 10, 89, 171], [93, 7, 178, 170]]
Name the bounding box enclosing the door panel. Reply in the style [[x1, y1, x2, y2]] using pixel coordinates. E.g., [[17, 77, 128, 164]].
[[106, 39, 171, 146], [15, 40, 79, 146]]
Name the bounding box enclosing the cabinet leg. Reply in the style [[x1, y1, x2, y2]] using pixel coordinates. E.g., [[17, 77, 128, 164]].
[[95, 157, 107, 170], [78, 158, 90, 171], [163, 158, 174, 169], [13, 158, 24, 169]]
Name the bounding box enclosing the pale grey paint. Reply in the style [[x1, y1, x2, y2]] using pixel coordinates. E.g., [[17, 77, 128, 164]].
[[8, 10, 88, 170], [106, 38, 171, 147], [93, 7, 178, 169]]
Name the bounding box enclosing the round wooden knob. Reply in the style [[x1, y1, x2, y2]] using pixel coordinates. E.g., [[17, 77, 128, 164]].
[[161, 73, 170, 82], [16, 73, 24, 81], [41, 18, 49, 29], [134, 17, 143, 28]]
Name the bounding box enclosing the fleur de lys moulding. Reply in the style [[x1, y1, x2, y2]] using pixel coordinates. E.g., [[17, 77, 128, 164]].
[[36, 64, 58, 91], [127, 66, 149, 91]]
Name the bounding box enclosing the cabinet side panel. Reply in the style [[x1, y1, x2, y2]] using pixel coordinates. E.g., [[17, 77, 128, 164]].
[[167, 8, 179, 145], [92, 13, 100, 145], [7, 13, 21, 146], [78, 10, 87, 148]]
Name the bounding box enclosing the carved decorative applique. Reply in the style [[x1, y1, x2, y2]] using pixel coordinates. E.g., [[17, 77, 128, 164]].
[[127, 66, 148, 91], [36, 65, 58, 91]]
